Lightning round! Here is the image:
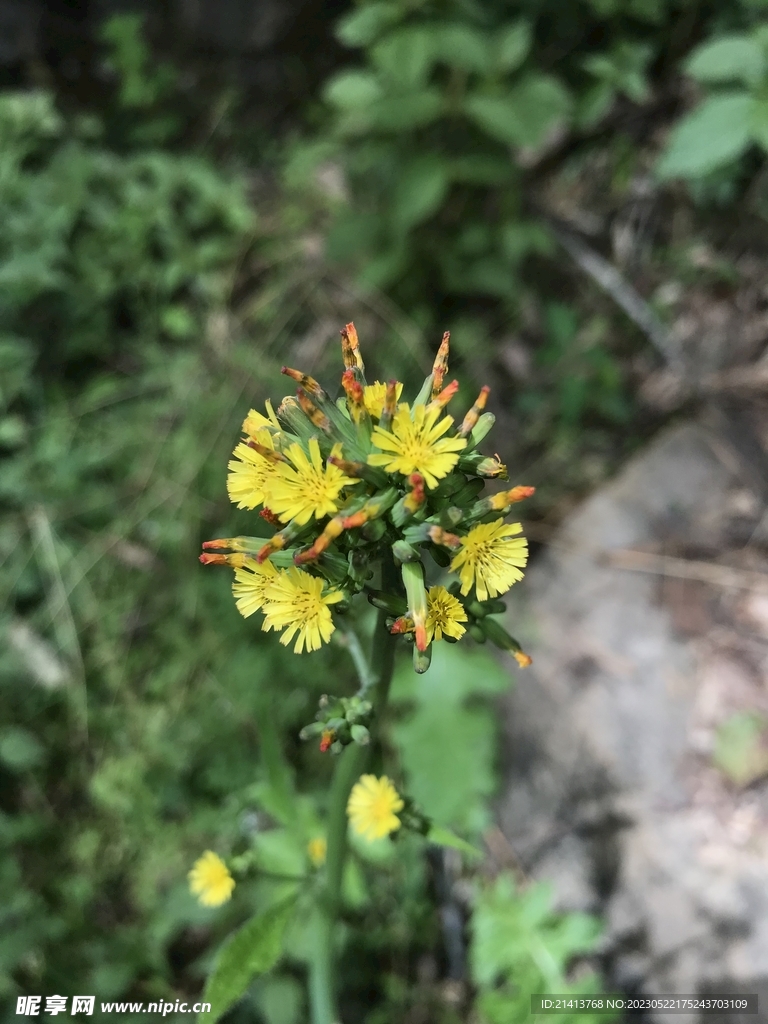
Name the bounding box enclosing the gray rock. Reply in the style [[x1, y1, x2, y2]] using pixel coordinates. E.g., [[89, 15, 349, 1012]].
[[497, 415, 768, 1022]]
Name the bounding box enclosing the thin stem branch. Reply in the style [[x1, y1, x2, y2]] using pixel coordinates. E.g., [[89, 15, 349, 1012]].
[[340, 627, 375, 694], [309, 560, 399, 1024]]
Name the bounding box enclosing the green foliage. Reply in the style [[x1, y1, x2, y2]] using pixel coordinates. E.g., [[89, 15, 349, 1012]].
[[202, 900, 297, 1023], [470, 874, 612, 1024], [391, 643, 511, 834], [657, 23, 768, 179]]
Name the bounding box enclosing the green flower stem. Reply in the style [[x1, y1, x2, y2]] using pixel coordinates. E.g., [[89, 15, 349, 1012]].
[[309, 562, 399, 1024]]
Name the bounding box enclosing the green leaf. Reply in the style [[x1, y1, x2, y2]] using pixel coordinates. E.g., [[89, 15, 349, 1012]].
[[750, 97, 768, 150], [656, 91, 754, 178], [430, 23, 491, 74], [447, 155, 511, 184], [391, 644, 510, 832], [427, 825, 482, 859], [202, 899, 296, 1023], [495, 21, 532, 73], [713, 712, 768, 786], [685, 35, 765, 88], [335, 3, 401, 47], [370, 27, 434, 88], [368, 89, 445, 131], [465, 74, 571, 148], [391, 157, 449, 232], [323, 71, 383, 110]]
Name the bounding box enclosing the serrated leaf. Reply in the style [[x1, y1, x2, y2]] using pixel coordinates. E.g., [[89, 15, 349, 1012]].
[[431, 23, 491, 74], [391, 158, 449, 232], [335, 2, 401, 47], [495, 21, 532, 73], [656, 91, 754, 178], [201, 899, 296, 1023], [427, 825, 482, 859], [323, 71, 383, 110], [685, 34, 765, 88]]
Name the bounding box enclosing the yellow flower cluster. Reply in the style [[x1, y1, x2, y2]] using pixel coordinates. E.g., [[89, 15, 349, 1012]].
[[200, 323, 533, 670]]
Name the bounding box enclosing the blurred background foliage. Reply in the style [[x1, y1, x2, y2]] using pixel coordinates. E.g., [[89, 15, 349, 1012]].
[[2, 0, 767, 1021]]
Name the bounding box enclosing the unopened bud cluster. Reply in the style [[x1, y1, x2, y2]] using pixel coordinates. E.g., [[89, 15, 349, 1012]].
[[300, 694, 373, 754], [200, 323, 532, 673]]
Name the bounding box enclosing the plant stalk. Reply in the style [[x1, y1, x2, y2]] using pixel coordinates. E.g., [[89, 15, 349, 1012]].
[[309, 560, 399, 1024]]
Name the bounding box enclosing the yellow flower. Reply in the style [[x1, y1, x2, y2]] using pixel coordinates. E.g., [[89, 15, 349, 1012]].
[[261, 567, 344, 653], [347, 774, 404, 841], [227, 432, 279, 510], [363, 381, 403, 419], [188, 851, 235, 907], [241, 407, 273, 439], [450, 519, 528, 601], [307, 836, 327, 866], [232, 558, 279, 618], [368, 403, 467, 489], [426, 585, 467, 642], [263, 438, 360, 525]]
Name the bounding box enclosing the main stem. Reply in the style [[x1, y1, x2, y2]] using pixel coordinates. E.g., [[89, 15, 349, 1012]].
[[309, 563, 399, 1024]]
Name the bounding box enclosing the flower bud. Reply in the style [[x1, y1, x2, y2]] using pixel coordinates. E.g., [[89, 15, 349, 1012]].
[[458, 385, 490, 438], [392, 540, 420, 563], [413, 644, 432, 673], [466, 412, 495, 449], [350, 724, 371, 745], [401, 561, 428, 652]]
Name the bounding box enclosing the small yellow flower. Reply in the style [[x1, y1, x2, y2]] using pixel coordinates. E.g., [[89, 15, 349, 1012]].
[[227, 432, 280, 510], [450, 519, 528, 601], [368, 403, 467, 489], [241, 407, 274, 439], [261, 566, 344, 653], [232, 558, 280, 618], [426, 585, 467, 642], [363, 381, 403, 419], [307, 836, 327, 866], [188, 851, 235, 907], [264, 438, 360, 525], [347, 774, 404, 841]]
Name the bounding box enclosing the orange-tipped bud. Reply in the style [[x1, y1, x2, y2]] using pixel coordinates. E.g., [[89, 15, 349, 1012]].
[[513, 651, 532, 668], [282, 366, 324, 397], [427, 525, 463, 549], [294, 517, 345, 564], [390, 615, 415, 635], [458, 385, 490, 437], [414, 622, 428, 652], [297, 389, 331, 432], [340, 322, 364, 371], [403, 473, 426, 514], [487, 485, 536, 511], [507, 485, 535, 503], [341, 368, 366, 423], [319, 729, 335, 753], [427, 378, 459, 413], [199, 552, 247, 567], [246, 440, 286, 463], [431, 331, 450, 397], [341, 510, 368, 529], [256, 535, 287, 563], [202, 537, 232, 550], [259, 507, 281, 526]]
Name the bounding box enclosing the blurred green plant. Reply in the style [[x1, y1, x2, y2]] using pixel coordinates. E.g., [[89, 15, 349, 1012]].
[[657, 23, 768, 180]]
